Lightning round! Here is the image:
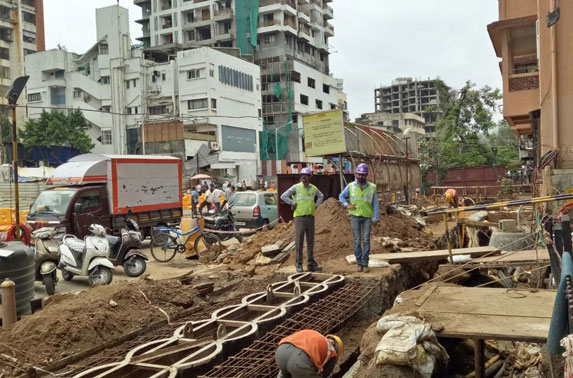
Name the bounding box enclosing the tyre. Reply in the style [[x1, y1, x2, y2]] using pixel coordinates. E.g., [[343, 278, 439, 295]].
[[61, 269, 74, 281], [262, 219, 270, 230], [150, 242, 177, 263], [88, 266, 113, 287], [43, 274, 56, 296], [123, 256, 147, 277], [194, 232, 223, 261]]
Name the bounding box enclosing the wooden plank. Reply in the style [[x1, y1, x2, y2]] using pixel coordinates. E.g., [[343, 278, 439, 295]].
[[472, 249, 549, 264], [261, 244, 282, 257], [349, 246, 500, 264], [415, 284, 438, 306]]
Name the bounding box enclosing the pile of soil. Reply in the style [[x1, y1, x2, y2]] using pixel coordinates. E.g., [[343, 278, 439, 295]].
[[224, 198, 436, 273], [0, 278, 202, 375]]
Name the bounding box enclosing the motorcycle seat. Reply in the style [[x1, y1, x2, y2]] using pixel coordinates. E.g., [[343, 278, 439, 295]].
[[106, 235, 122, 254]]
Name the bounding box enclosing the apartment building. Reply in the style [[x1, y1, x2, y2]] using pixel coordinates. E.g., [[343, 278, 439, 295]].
[[134, 0, 343, 166], [0, 0, 44, 126], [374, 78, 440, 134], [25, 5, 262, 182], [488, 0, 573, 194]]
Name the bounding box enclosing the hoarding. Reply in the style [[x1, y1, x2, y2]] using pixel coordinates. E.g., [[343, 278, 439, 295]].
[[221, 125, 257, 153], [302, 109, 346, 157]]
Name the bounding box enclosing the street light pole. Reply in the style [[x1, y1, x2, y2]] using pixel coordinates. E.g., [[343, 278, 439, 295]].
[[6, 76, 29, 241]]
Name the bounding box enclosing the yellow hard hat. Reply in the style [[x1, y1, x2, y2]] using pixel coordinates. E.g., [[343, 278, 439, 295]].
[[445, 192, 453, 202], [326, 334, 343, 357]]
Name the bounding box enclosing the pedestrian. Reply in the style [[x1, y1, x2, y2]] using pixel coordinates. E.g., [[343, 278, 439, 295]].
[[198, 184, 213, 216], [275, 330, 343, 378], [191, 186, 199, 216], [444, 188, 459, 208], [280, 168, 324, 273], [339, 163, 379, 273], [223, 184, 232, 207], [212, 185, 224, 214], [241, 180, 247, 191]]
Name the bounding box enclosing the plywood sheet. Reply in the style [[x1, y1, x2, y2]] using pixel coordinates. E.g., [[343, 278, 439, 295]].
[[355, 246, 500, 264], [472, 249, 549, 264]]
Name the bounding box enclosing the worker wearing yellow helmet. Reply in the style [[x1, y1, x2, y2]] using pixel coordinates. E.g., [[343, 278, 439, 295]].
[[445, 188, 459, 208], [275, 329, 343, 377]]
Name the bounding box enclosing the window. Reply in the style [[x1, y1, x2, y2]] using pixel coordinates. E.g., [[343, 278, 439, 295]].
[[0, 47, 9, 60], [187, 69, 202, 79], [100, 76, 110, 84], [162, 73, 166, 81], [0, 66, 9, 79], [300, 94, 309, 105], [126, 107, 138, 115], [316, 99, 322, 109], [23, 31, 35, 44], [132, 79, 137, 88], [218, 65, 254, 92], [264, 194, 277, 205], [22, 11, 35, 24], [125, 80, 130, 89], [330, 103, 337, 110], [307, 78, 315, 88], [187, 98, 208, 110], [263, 35, 275, 44], [28, 92, 41, 102], [211, 98, 217, 109], [77, 190, 102, 210], [0, 6, 11, 20], [320, 53, 325, 62], [149, 105, 167, 114], [209, 69, 214, 77], [322, 84, 330, 94], [101, 130, 112, 145], [258, 109, 262, 118], [23, 49, 35, 56], [0, 28, 12, 42], [101, 106, 111, 113]]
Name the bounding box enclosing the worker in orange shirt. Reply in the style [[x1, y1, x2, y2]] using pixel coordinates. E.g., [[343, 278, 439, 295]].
[[275, 329, 343, 378], [445, 188, 459, 208]]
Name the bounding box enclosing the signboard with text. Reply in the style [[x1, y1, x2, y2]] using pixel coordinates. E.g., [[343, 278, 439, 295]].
[[302, 109, 346, 157], [221, 125, 257, 153]]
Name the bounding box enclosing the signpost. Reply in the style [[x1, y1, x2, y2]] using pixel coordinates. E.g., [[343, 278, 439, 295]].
[[302, 109, 346, 157]]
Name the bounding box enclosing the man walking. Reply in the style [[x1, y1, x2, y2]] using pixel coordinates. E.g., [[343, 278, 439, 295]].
[[339, 163, 379, 273], [280, 168, 324, 273], [198, 184, 213, 216], [191, 186, 199, 217], [212, 185, 224, 214]]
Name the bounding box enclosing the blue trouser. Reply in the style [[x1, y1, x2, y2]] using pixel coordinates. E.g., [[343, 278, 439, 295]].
[[351, 215, 372, 266]]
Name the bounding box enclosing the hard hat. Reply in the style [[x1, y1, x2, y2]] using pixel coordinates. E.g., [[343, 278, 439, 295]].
[[300, 167, 313, 176], [326, 334, 343, 357], [445, 192, 453, 202], [415, 188, 420, 194], [355, 163, 369, 175]]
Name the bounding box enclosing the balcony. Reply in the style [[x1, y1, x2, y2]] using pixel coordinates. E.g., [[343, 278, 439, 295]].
[[324, 22, 334, 36], [183, 13, 212, 28], [214, 30, 235, 41], [134, 0, 151, 4], [258, 19, 282, 33], [260, 0, 297, 15], [299, 25, 311, 41], [322, 4, 333, 19], [213, 8, 234, 20], [299, 7, 310, 23]]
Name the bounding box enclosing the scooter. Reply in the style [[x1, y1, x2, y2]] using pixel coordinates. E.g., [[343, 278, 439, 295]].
[[107, 218, 147, 277], [58, 224, 114, 287], [32, 227, 62, 295], [204, 204, 243, 242]]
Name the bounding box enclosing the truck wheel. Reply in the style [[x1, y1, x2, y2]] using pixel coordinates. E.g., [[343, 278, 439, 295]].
[[123, 256, 147, 277], [88, 266, 113, 287], [43, 274, 56, 296], [61, 269, 74, 281]]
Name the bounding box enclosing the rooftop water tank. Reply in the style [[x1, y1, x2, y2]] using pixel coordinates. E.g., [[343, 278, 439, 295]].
[[0, 241, 35, 316]]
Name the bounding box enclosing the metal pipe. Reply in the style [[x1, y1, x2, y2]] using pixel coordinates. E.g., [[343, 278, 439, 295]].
[[11, 106, 20, 240], [1, 279, 17, 328], [550, 0, 559, 150]]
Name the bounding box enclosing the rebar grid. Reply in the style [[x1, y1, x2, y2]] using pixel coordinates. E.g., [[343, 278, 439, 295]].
[[199, 279, 376, 378]]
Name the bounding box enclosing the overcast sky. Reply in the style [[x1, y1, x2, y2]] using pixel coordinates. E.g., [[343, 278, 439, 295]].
[[44, 0, 502, 120]]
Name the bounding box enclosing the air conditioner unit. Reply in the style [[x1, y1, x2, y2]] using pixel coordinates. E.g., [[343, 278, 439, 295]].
[[209, 141, 221, 151]]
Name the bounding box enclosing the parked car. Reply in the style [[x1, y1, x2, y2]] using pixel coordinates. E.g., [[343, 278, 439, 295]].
[[228, 191, 278, 229]]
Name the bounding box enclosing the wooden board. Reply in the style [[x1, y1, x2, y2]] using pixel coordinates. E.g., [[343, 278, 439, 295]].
[[472, 249, 549, 264], [393, 286, 555, 342], [348, 246, 500, 264]]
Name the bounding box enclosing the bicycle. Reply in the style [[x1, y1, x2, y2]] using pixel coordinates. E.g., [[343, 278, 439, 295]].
[[150, 225, 223, 262]]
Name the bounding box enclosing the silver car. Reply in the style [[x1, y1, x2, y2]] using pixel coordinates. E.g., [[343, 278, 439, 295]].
[[229, 191, 279, 229]]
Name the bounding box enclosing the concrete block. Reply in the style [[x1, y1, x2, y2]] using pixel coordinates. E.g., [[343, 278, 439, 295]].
[[499, 219, 517, 232]]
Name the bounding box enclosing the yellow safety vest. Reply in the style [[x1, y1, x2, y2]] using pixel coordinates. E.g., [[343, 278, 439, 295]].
[[293, 183, 318, 217], [349, 182, 376, 218]]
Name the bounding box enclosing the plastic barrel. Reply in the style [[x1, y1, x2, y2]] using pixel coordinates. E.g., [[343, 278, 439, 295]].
[[0, 241, 35, 316]]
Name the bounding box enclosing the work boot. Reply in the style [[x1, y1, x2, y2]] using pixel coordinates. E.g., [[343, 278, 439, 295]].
[[307, 264, 322, 272], [357, 264, 363, 272], [363, 265, 370, 273], [295, 265, 303, 273]]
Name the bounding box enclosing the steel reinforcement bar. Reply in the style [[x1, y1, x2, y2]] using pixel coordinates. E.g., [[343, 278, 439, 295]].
[[68, 273, 346, 378], [199, 278, 377, 378]]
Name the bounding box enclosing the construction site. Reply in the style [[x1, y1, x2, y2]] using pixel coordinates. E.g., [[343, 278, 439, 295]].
[[1, 183, 569, 378]]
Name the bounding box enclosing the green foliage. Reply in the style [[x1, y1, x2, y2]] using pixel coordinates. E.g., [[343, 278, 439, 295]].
[[20, 110, 94, 153], [0, 116, 12, 142]]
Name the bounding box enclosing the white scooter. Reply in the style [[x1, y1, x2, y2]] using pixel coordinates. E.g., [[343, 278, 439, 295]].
[[58, 224, 115, 287]]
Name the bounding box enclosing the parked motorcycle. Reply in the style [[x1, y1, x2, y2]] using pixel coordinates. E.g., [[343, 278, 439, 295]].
[[58, 224, 114, 287], [107, 218, 147, 277], [204, 205, 243, 242], [32, 227, 62, 295]]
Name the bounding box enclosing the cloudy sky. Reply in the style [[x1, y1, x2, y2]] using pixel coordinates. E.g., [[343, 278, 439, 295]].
[[44, 0, 502, 120]]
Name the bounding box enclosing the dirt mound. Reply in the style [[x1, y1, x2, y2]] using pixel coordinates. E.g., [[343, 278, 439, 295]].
[[0, 278, 202, 374], [225, 198, 436, 273]]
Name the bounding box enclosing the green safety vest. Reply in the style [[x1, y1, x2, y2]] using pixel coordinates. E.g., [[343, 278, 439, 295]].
[[293, 183, 318, 217], [349, 182, 376, 218]]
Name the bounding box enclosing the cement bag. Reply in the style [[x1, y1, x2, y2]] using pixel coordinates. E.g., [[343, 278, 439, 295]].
[[448, 254, 471, 264], [369, 260, 390, 268]]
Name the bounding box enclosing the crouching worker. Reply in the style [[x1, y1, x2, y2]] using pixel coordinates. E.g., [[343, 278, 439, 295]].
[[275, 329, 343, 378]]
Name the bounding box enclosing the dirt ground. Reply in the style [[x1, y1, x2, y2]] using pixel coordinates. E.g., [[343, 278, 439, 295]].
[[223, 198, 437, 275]]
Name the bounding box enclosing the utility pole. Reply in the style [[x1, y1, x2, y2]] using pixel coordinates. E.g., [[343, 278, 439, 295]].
[[6, 76, 29, 241], [403, 135, 410, 204]]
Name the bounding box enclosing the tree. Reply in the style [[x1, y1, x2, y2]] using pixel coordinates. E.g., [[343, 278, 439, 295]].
[[485, 120, 520, 166], [20, 110, 94, 153]]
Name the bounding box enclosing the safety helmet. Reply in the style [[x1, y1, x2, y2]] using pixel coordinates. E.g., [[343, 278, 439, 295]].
[[415, 188, 420, 194], [300, 167, 313, 176], [445, 192, 453, 202], [355, 163, 369, 175], [326, 334, 344, 357], [88, 224, 107, 237]]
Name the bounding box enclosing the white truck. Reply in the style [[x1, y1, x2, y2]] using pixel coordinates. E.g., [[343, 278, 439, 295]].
[[27, 154, 183, 238]]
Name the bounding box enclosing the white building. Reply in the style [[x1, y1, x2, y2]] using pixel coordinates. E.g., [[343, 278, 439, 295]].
[[24, 5, 262, 183]]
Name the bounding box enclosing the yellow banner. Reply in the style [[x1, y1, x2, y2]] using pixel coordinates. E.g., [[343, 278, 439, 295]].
[[302, 109, 346, 157]]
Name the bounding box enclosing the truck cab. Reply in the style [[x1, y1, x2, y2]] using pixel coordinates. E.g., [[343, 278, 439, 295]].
[[27, 185, 112, 238]]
